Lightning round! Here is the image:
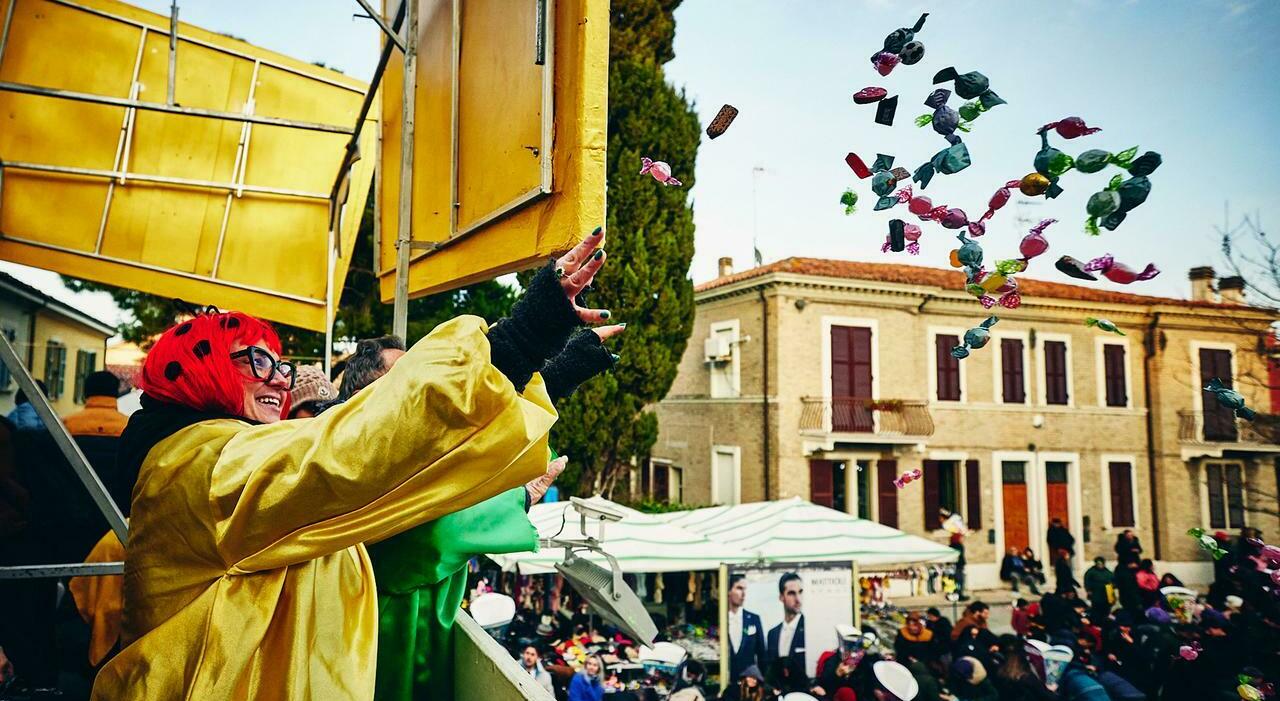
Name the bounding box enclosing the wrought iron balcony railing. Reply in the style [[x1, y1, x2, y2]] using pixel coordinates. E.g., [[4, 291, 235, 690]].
[[800, 397, 934, 438], [1178, 410, 1280, 445]]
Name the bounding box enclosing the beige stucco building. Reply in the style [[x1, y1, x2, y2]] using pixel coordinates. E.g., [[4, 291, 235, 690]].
[[651, 258, 1280, 586]]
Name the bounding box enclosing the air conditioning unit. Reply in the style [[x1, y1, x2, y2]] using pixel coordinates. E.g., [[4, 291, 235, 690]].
[[704, 336, 732, 363]]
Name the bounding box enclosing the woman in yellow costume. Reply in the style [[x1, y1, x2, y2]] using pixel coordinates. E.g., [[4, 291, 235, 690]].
[[91, 231, 615, 700]]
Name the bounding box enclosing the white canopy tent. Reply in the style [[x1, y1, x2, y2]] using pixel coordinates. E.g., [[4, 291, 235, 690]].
[[489, 497, 957, 574]]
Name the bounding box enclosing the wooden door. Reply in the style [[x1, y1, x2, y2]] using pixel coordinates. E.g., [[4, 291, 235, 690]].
[[1200, 348, 1237, 441], [1001, 462, 1029, 551], [1045, 461, 1070, 527], [831, 326, 874, 432]]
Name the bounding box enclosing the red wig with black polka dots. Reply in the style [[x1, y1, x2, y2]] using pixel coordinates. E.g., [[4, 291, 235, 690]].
[[139, 311, 291, 419]]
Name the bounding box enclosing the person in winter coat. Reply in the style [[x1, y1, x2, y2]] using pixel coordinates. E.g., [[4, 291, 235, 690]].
[[1114, 560, 1143, 612], [90, 232, 621, 701], [894, 611, 937, 665], [1082, 557, 1114, 622], [568, 655, 606, 701], [1054, 548, 1080, 593], [993, 647, 1056, 701], [723, 664, 771, 701], [1001, 548, 1042, 594], [1115, 529, 1143, 567], [949, 656, 999, 701], [1047, 519, 1076, 562], [1135, 559, 1161, 609]]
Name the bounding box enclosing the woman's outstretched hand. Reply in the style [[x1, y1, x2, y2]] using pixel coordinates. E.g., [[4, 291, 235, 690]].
[[556, 227, 611, 325]]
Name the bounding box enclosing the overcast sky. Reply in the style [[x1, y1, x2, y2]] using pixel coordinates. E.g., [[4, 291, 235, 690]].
[[4, 0, 1277, 327]]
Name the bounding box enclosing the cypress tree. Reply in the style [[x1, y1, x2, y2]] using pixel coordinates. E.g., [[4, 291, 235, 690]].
[[536, 0, 698, 494]]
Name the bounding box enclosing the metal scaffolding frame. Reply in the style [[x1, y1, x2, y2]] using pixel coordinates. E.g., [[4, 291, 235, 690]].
[[0, 0, 411, 579]]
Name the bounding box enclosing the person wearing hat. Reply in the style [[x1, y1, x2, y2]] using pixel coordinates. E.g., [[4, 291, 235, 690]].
[[894, 611, 936, 666], [722, 664, 770, 701], [286, 365, 337, 419], [948, 656, 998, 701]]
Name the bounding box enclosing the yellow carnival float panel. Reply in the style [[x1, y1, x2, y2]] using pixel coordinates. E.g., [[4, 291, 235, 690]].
[[378, 0, 607, 300], [0, 0, 376, 331]]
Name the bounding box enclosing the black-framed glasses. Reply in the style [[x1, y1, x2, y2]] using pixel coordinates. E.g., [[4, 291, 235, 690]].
[[230, 346, 297, 390]]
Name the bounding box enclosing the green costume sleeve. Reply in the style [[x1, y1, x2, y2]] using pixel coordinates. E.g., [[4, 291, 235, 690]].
[[371, 486, 540, 701]]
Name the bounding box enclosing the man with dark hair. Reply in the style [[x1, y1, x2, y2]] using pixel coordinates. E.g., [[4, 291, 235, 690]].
[[727, 574, 766, 682], [338, 335, 407, 401], [766, 572, 807, 693]]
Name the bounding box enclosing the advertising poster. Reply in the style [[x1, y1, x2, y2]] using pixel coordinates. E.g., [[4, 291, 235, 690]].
[[720, 562, 854, 688]]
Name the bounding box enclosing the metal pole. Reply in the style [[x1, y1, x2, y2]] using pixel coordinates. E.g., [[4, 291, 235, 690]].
[[0, 81, 356, 134], [324, 229, 336, 377], [353, 0, 406, 53], [0, 562, 124, 580], [0, 334, 128, 545], [0, 0, 16, 73], [167, 1, 178, 105], [392, 0, 418, 341]]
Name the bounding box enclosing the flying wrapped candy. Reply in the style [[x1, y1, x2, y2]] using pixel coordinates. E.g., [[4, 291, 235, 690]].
[[1188, 527, 1231, 560], [869, 13, 928, 76], [854, 87, 888, 104], [846, 154, 913, 210], [994, 218, 1055, 275], [915, 89, 964, 144], [893, 468, 923, 489], [1178, 642, 1201, 661], [881, 219, 923, 254], [1084, 254, 1159, 284], [1039, 117, 1101, 140], [1204, 378, 1257, 421], [913, 141, 971, 189], [932, 67, 1006, 110], [1085, 317, 1125, 336], [841, 188, 859, 215], [1239, 685, 1263, 701], [639, 157, 682, 187], [705, 104, 739, 139], [951, 315, 999, 359], [882, 179, 1021, 239], [1056, 256, 1097, 281], [875, 95, 899, 127]]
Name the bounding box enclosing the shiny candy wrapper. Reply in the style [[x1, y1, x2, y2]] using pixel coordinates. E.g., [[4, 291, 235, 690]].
[[854, 87, 888, 104], [1056, 255, 1098, 281], [846, 152, 873, 179], [994, 219, 1055, 276], [1084, 254, 1159, 284], [1039, 117, 1101, 140], [1240, 686, 1263, 701], [870, 13, 929, 75], [706, 104, 739, 139], [875, 95, 900, 126], [1188, 527, 1231, 560], [1075, 146, 1139, 174], [951, 315, 1000, 359], [893, 468, 923, 489], [932, 67, 1006, 109], [872, 52, 901, 76], [1203, 378, 1257, 421], [1128, 151, 1163, 177], [639, 157, 682, 187], [881, 219, 923, 255], [841, 188, 859, 215], [1019, 173, 1051, 196], [914, 142, 971, 189], [1085, 317, 1125, 336]]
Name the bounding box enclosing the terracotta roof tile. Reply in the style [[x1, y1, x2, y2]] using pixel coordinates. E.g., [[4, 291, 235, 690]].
[[695, 257, 1258, 310]]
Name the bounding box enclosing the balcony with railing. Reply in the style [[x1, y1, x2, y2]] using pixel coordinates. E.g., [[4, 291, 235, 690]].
[[800, 397, 934, 444], [1177, 410, 1280, 457]]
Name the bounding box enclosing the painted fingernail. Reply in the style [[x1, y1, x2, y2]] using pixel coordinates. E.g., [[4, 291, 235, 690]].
[[600, 310, 611, 319], [591, 226, 603, 237], [593, 250, 605, 261], [556, 268, 565, 279], [611, 354, 621, 363], [620, 322, 628, 329]]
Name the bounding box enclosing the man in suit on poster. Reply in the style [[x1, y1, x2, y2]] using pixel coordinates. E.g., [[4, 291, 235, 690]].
[[727, 575, 767, 682], [766, 572, 807, 693]]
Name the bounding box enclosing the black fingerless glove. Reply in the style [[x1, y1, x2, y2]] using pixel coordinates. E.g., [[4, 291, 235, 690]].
[[541, 329, 617, 403], [488, 261, 581, 392]]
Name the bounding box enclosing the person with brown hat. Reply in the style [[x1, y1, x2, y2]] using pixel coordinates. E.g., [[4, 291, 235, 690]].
[[286, 365, 337, 419]]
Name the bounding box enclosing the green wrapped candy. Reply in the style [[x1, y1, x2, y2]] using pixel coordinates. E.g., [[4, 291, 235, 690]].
[[1128, 151, 1163, 177], [1075, 149, 1112, 174], [1085, 317, 1125, 336], [1116, 176, 1151, 211], [958, 101, 984, 122], [872, 169, 896, 197], [913, 142, 970, 189], [1087, 190, 1120, 217], [840, 188, 858, 215], [995, 258, 1028, 275]]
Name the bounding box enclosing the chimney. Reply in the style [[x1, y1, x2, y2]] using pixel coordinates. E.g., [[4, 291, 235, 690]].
[[1219, 275, 1246, 304], [717, 256, 734, 278], [1189, 266, 1216, 302]]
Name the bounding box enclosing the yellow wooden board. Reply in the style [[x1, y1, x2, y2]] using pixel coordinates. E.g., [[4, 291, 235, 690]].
[[0, 0, 376, 331], [378, 0, 607, 300]]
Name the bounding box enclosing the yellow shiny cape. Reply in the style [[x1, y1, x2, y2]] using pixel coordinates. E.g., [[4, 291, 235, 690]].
[[91, 317, 557, 700]]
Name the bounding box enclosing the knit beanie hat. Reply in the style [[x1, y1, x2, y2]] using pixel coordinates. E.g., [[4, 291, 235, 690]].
[[290, 365, 336, 409]]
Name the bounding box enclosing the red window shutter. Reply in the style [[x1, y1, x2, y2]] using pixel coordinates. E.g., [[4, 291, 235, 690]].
[[850, 327, 873, 399], [1108, 462, 1135, 527], [810, 460, 834, 508], [1104, 344, 1128, 407], [831, 327, 852, 398], [653, 464, 670, 502], [1001, 338, 1025, 404], [935, 335, 961, 401], [1045, 341, 1069, 405], [922, 460, 941, 530], [965, 459, 981, 530], [1200, 349, 1237, 441], [877, 459, 899, 528], [1206, 463, 1225, 528]]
